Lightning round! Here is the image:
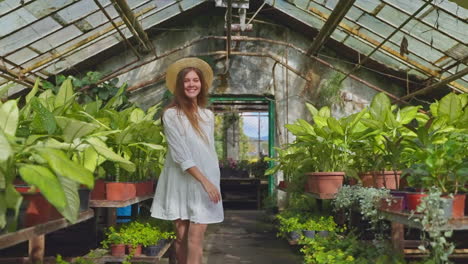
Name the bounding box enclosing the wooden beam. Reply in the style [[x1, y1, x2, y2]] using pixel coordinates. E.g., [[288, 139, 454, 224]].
[[307, 0, 356, 55], [400, 67, 468, 100], [112, 0, 154, 54]]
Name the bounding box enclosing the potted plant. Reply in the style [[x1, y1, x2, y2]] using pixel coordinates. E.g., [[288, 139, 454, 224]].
[[301, 216, 337, 238], [101, 226, 126, 257], [356, 93, 420, 190], [403, 132, 467, 217], [284, 103, 368, 197], [276, 213, 303, 242]]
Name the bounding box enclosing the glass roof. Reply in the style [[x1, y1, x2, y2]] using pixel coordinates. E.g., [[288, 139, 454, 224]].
[[0, 0, 467, 94]]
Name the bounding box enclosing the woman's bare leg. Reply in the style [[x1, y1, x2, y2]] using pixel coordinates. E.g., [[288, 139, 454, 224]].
[[187, 223, 208, 264], [174, 219, 190, 264]]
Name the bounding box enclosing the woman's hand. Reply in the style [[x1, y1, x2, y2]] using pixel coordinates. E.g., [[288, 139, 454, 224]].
[[185, 166, 221, 203], [202, 180, 221, 203]]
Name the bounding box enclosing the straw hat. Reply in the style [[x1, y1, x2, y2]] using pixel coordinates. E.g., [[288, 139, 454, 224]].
[[165, 57, 214, 94]]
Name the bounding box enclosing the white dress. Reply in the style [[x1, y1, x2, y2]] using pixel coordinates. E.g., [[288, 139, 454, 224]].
[[150, 107, 224, 224]]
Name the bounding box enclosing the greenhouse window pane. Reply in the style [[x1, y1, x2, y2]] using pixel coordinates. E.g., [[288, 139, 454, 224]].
[[357, 14, 395, 38], [376, 5, 409, 28], [30, 25, 82, 53], [422, 9, 468, 44], [44, 35, 119, 74], [324, 0, 338, 9], [384, 0, 425, 14], [25, 0, 74, 19], [0, 8, 37, 37], [0, 17, 61, 56], [357, 28, 384, 42], [346, 6, 364, 21], [343, 35, 375, 55], [294, 0, 310, 10], [308, 1, 332, 16], [435, 1, 467, 20], [402, 20, 457, 52], [57, 0, 97, 24], [85, 6, 120, 28], [5, 47, 38, 65], [354, 0, 381, 13], [389, 34, 445, 62], [446, 43, 468, 61], [128, 0, 151, 9], [407, 69, 430, 79], [370, 49, 410, 71], [331, 29, 348, 42]]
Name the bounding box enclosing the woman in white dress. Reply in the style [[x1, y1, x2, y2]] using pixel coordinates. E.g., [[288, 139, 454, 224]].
[[151, 57, 224, 264]]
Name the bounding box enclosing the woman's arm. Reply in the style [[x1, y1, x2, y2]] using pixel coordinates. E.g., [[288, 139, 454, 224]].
[[186, 166, 221, 203]]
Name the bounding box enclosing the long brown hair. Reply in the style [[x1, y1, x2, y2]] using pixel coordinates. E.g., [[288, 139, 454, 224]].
[[165, 67, 209, 142]]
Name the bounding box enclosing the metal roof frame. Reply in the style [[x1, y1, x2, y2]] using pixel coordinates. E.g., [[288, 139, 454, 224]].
[[0, 0, 466, 98]]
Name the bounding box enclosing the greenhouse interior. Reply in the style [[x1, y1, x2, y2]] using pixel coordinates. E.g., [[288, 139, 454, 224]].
[[0, 0, 467, 263]]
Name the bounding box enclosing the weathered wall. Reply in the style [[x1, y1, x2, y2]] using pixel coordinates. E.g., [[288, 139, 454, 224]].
[[95, 13, 406, 184]]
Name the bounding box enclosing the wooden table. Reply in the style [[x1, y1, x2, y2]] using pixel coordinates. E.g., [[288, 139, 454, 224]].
[[83, 240, 174, 264], [89, 194, 154, 226], [379, 209, 468, 254], [221, 178, 262, 209], [0, 209, 94, 263]]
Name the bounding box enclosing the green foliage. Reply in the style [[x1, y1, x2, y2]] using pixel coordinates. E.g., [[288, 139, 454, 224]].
[[276, 214, 303, 238], [317, 72, 344, 108], [403, 131, 468, 194], [302, 216, 337, 232], [300, 232, 406, 264], [56, 255, 98, 264], [333, 185, 390, 232], [101, 226, 125, 248], [411, 188, 455, 264], [0, 73, 166, 230]]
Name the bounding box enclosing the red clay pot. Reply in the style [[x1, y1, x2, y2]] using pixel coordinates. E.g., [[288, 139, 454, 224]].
[[406, 192, 428, 211], [452, 194, 466, 218], [135, 181, 145, 196], [90, 179, 106, 200], [106, 182, 130, 201], [359, 171, 401, 190], [124, 182, 136, 199], [306, 172, 344, 195], [127, 245, 142, 256], [110, 244, 126, 257], [16, 186, 57, 226]]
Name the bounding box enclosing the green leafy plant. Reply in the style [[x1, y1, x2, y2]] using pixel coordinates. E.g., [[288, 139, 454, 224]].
[[302, 216, 337, 232], [276, 214, 303, 239], [101, 226, 125, 248], [403, 130, 468, 194], [410, 188, 455, 264], [333, 185, 390, 232]]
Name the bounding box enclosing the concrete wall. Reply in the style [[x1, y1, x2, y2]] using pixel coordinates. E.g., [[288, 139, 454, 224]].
[[95, 13, 406, 184]]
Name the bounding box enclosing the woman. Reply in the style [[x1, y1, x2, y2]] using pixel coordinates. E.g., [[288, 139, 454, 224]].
[[151, 57, 224, 264]]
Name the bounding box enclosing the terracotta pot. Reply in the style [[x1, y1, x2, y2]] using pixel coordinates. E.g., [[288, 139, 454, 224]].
[[406, 192, 428, 211], [135, 181, 145, 196], [379, 196, 404, 212], [124, 182, 136, 199], [451, 194, 465, 218], [127, 245, 142, 256], [16, 186, 54, 226], [90, 179, 106, 200], [110, 244, 126, 257], [106, 182, 130, 201], [306, 172, 344, 195], [359, 171, 401, 190]]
